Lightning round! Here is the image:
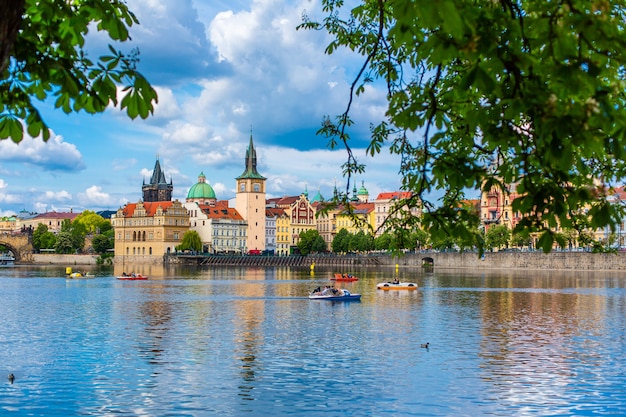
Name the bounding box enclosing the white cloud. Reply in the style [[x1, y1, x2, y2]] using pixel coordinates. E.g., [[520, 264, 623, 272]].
[[33, 202, 48, 213], [0, 133, 85, 172], [77, 186, 116, 207], [152, 86, 182, 120], [43, 190, 72, 202], [112, 158, 138, 172], [0, 179, 20, 205]]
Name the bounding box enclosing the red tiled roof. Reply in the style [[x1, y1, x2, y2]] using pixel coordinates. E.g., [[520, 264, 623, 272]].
[[353, 202, 374, 210], [199, 204, 244, 220], [266, 208, 286, 217], [375, 191, 412, 200], [34, 212, 80, 220], [267, 196, 299, 207], [122, 201, 176, 217]]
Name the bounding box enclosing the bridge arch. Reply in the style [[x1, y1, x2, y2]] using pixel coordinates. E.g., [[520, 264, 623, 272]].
[[0, 234, 33, 262]]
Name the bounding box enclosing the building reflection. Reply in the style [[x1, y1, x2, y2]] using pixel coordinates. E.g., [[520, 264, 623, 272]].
[[234, 268, 266, 404], [474, 270, 613, 408]]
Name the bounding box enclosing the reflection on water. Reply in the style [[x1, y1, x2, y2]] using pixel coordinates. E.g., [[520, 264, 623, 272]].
[[0, 265, 625, 416]]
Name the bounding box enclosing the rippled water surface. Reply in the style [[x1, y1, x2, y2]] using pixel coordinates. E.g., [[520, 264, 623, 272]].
[[1, 265, 625, 416]]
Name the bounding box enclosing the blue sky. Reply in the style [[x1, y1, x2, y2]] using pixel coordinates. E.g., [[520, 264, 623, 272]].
[[0, 0, 408, 216]]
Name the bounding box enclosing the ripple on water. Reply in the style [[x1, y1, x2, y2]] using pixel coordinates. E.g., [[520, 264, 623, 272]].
[[1, 270, 626, 416]]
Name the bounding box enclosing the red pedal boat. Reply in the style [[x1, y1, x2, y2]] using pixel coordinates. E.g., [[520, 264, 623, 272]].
[[331, 273, 359, 282]]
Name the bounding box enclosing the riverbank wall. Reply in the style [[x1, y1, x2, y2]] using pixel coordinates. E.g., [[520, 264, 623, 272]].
[[31, 254, 99, 265], [24, 251, 626, 271]]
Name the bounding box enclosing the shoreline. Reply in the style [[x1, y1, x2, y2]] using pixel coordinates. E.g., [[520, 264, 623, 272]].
[[19, 251, 626, 272]]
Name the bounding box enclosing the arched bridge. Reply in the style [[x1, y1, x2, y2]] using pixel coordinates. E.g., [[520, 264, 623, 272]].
[[0, 234, 34, 262]]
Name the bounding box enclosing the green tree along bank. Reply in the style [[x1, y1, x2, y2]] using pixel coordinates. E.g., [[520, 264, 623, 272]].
[[31, 211, 114, 256], [301, 1, 626, 253], [176, 230, 203, 253]]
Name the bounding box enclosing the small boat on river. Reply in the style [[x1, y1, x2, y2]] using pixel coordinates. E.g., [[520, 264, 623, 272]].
[[377, 281, 418, 290], [309, 288, 361, 301], [331, 273, 359, 282], [117, 274, 149, 280], [68, 272, 94, 279]]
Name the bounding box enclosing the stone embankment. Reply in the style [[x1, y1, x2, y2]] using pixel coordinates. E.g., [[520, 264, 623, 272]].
[[169, 251, 626, 271], [24, 251, 626, 271], [31, 254, 99, 265]]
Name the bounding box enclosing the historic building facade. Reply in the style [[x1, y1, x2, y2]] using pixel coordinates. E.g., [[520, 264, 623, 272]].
[[19, 211, 79, 233], [235, 135, 267, 253], [480, 181, 522, 232], [373, 191, 421, 236], [112, 200, 190, 262], [113, 158, 188, 263], [184, 200, 247, 254]]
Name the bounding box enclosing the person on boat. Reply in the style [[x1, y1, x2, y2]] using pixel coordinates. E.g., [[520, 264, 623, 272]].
[[393, 278, 399, 284], [312, 286, 321, 294], [122, 272, 127, 277], [343, 273, 348, 279], [131, 272, 136, 277]]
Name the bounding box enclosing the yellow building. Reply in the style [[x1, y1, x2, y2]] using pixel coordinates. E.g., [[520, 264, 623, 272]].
[[266, 207, 290, 255], [112, 200, 189, 262], [335, 202, 375, 235]]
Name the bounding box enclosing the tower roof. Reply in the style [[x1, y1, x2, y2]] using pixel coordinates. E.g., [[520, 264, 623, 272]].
[[149, 157, 169, 185], [236, 134, 266, 180]]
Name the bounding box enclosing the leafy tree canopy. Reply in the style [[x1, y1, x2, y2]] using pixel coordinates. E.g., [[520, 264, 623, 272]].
[[74, 210, 110, 234], [298, 229, 327, 255], [332, 228, 351, 253], [0, 0, 157, 142], [32, 223, 56, 250], [91, 233, 113, 254], [484, 224, 511, 251], [176, 230, 203, 252], [54, 231, 75, 254], [301, 0, 626, 253]]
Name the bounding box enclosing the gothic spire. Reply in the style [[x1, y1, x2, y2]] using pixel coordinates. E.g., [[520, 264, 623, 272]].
[[236, 133, 266, 180]]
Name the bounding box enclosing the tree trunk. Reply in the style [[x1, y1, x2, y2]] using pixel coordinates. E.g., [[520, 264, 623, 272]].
[[0, 0, 25, 74]]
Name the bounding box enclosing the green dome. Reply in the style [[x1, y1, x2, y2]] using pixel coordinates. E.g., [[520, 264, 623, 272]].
[[187, 172, 216, 200], [311, 188, 324, 203], [357, 181, 368, 196]]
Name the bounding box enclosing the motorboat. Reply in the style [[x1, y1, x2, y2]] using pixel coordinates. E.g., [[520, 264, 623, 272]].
[[331, 273, 359, 282], [117, 274, 149, 280], [376, 281, 418, 290], [309, 288, 361, 301]]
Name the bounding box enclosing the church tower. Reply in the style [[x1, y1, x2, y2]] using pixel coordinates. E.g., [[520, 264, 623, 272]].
[[142, 157, 173, 202], [235, 134, 266, 252]]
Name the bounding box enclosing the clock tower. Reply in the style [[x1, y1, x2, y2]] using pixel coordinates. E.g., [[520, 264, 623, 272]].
[[235, 134, 267, 252]]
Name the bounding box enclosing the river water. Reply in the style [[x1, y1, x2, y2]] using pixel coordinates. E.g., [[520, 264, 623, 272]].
[[0, 265, 625, 416]]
